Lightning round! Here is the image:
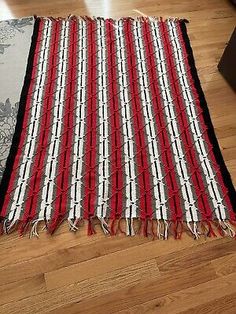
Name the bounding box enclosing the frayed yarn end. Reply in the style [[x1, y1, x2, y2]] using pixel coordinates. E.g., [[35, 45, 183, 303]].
[[0, 217, 235, 240]]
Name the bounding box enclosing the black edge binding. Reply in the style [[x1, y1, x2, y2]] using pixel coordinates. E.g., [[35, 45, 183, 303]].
[[180, 20, 236, 213], [0, 17, 40, 214]]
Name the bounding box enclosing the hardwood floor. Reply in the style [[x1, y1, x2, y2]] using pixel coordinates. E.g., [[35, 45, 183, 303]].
[[0, 0, 236, 313]]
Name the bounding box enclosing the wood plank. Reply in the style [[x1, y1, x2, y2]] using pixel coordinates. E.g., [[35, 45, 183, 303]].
[[49, 263, 217, 314], [0, 275, 46, 306], [0, 259, 160, 314], [211, 253, 236, 277], [116, 272, 236, 314], [0, 235, 148, 286], [44, 235, 217, 290], [156, 238, 235, 274], [180, 292, 236, 314]]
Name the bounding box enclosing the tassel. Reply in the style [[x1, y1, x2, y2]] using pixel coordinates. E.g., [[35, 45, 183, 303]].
[[147, 219, 154, 237], [126, 218, 135, 236], [219, 221, 236, 238], [224, 221, 236, 238], [68, 217, 82, 232], [163, 220, 169, 240], [117, 218, 126, 235], [2, 219, 8, 234], [200, 221, 208, 239], [19, 219, 31, 236], [143, 219, 148, 237], [139, 218, 148, 237], [156, 219, 161, 239], [216, 222, 225, 237], [87, 218, 96, 236], [68, 218, 79, 232], [193, 222, 200, 239], [156, 220, 169, 240], [110, 218, 119, 236], [205, 220, 217, 238], [176, 221, 183, 239], [48, 214, 64, 235], [5, 218, 18, 234], [42, 218, 50, 231], [30, 219, 41, 238], [159, 220, 165, 240], [3, 219, 8, 234], [173, 221, 178, 239], [110, 219, 116, 235], [151, 220, 157, 240], [187, 221, 200, 239], [98, 217, 110, 235]]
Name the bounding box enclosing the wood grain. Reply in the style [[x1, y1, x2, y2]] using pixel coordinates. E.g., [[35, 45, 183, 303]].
[[0, 0, 236, 313], [116, 273, 236, 314]]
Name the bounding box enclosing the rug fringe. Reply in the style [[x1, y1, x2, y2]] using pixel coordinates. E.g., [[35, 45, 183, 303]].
[[47, 215, 65, 235], [110, 218, 117, 235], [0, 216, 235, 240], [68, 218, 79, 232], [218, 221, 236, 238], [35, 15, 189, 24], [87, 218, 96, 236], [186, 221, 200, 240], [98, 217, 110, 235], [126, 218, 135, 236]]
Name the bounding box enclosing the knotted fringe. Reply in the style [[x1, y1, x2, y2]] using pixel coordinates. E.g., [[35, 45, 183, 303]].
[[36, 14, 189, 24], [110, 218, 117, 235], [48, 214, 65, 235], [218, 221, 236, 238], [186, 221, 200, 240], [156, 220, 169, 240], [87, 218, 96, 236], [126, 218, 135, 236], [98, 218, 110, 235], [30, 219, 40, 238], [1, 216, 236, 240]]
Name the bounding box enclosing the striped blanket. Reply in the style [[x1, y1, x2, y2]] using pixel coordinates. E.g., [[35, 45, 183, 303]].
[[0, 16, 235, 239]]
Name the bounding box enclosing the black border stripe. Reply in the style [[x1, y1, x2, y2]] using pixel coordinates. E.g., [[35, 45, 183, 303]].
[[0, 17, 40, 215], [180, 20, 236, 213]]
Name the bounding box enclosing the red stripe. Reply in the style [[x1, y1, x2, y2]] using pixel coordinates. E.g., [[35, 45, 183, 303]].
[[142, 20, 182, 221], [105, 20, 123, 220], [83, 20, 97, 221], [161, 20, 212, 220], [22, 20, 61, 222], [123, 19, 153, 220], [176, 21, 235, 221], [52, 20, 78, 225], [0, 19, 44, 218]]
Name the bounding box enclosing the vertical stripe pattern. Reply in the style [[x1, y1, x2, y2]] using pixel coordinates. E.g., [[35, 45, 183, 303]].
[[0, 16, 235, 237]]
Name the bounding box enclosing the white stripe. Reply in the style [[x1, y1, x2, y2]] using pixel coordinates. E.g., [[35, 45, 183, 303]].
[[151, 20, 198, 222], [115, 20, 138, 218], [69, 20, 87, 219], [95, 19, 110, 218], [39, 20, 70, 220], [8, 20, 52, 222], [169, 20, 226, 220], [133, 21, 168, 220]]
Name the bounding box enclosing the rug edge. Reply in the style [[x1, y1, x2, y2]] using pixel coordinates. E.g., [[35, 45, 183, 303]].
[[179, 21, 236, 213]]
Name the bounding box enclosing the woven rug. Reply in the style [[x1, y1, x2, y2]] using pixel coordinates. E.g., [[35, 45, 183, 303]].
[[0, 16, 235, 239]]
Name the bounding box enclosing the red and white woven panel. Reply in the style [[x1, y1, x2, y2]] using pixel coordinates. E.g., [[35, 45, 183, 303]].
[[0, 16, 235, 238]]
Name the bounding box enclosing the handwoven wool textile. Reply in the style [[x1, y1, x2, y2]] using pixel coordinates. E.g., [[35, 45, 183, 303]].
[[0, 16, 235, 238]]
